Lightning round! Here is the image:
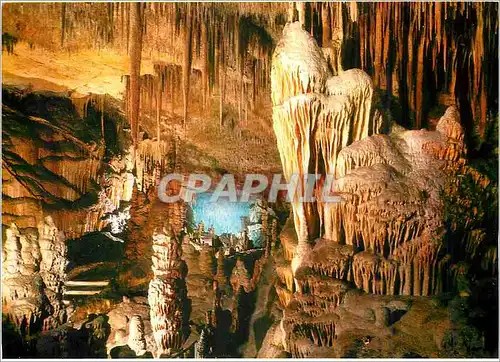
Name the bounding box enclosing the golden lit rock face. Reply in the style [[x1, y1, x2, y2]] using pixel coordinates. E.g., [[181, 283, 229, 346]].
[[1, 111, 131, 238]]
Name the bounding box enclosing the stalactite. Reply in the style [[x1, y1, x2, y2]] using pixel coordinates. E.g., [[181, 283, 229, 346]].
[[321, 3, 330, 48], [415, 33, 425, 128], [182, 4, 193, 129], [218, 22, 226, 129], [156, 75, 162, 142], [296, 2, 306, 28], [281, 296, 338, 355], [201, 16, 209, 112], [60, 3, 66, 47], [129, 2, 143, 147]]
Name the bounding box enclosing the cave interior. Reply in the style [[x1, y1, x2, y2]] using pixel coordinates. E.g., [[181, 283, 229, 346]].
[[1, 2, 499, 359]]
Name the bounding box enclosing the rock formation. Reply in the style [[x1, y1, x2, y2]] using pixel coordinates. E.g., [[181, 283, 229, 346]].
[[127, 315, 148, 356], [148, 228, 189, 356], [270, 17, 495, 358], [105, 296, 154, 357], [2, 89, 134, 239], [2, 224, 44, 333], [2, 217, 68, 337], [271, 22, 380, 247], [38, 216, 68, 329], [271, 17, 472, 293]]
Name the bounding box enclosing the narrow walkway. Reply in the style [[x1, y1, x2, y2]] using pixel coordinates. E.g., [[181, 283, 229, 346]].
[[62, 279, 110, 304]]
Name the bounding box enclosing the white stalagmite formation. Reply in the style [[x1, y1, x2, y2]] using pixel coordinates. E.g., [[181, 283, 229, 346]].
[[38, 216, 68, 329], [2, 219, 68, 335], [3, 225, 23, 278], [271, 17, 469, 297], [148, 229, 188, 356], [270, 17, 481, 356], [128, 315, 148, 356], [271, 22, 377, 247], [271, 22, 330, 107], [271, 21, 377, 283], [325, 69, 378, 142], [38, 217, 68, 291], [2, 224, 42, 332]]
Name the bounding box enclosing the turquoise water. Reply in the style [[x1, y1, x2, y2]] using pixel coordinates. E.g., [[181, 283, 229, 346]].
[[191, 193, 252, 235]]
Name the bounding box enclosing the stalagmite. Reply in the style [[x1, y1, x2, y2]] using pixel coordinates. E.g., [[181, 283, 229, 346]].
[[325, 69, 375, 142], [272, 21, 377, 246], [271, 22, 329, 243], [128, 315, 147, 356], [148, 229, 188, 356], [1, 225, 42, 335], [2, 218, 69, 337], [2, 224, 23, 278], [230, 259, 252, 294], [38, 216, 68, 325], [271, 22, 330, 107]]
